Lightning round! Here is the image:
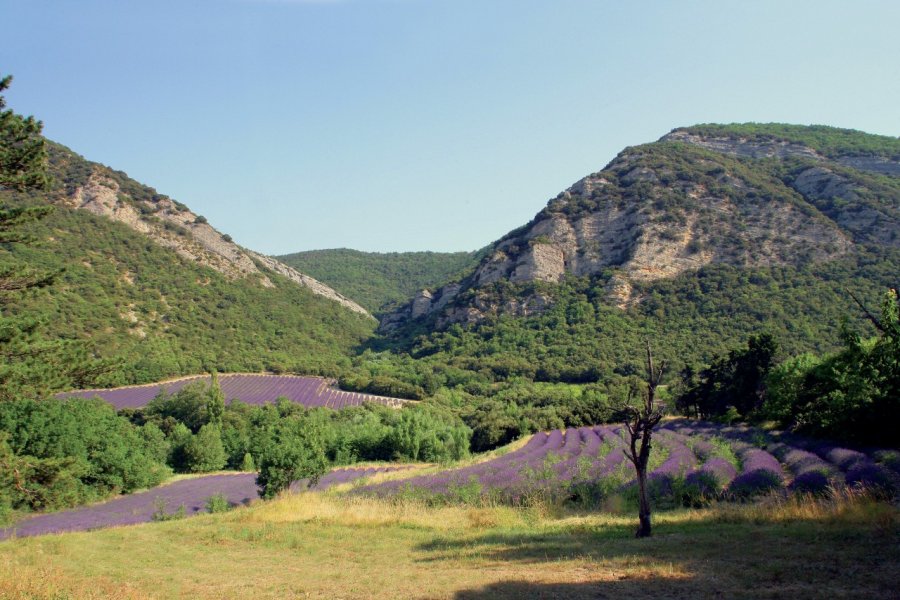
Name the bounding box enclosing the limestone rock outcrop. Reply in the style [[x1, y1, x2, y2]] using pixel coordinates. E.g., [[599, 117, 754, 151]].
[[65, 170, 372, 318], [380, 125, 899, 331]]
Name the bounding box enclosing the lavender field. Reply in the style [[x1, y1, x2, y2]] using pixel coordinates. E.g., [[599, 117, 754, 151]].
[[0, 466, 408, 540], [5, 419, 896, 541], [58, 374, 410, 410], [355, 419, 899, 504]]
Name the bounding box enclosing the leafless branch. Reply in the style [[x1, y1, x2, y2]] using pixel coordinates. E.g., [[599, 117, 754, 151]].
[[846, 288, 885, 333]]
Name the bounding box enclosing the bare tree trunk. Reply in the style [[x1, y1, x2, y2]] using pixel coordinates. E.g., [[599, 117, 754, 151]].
[[622, 341, 665, 539], [635, 425, 654, 537], [636, 473, 652, 538]]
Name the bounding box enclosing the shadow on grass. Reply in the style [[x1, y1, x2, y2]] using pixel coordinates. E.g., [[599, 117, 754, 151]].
[[453, 578, 698, 600], [417, 521, 637, 564], [417, 504, 900, 599]]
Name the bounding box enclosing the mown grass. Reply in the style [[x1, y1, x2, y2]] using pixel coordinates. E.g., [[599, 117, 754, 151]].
[[0, 488, 896, 599]]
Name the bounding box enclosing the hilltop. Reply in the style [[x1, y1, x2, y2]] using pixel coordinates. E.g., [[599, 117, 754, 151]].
[[384, 124, 898, 327]]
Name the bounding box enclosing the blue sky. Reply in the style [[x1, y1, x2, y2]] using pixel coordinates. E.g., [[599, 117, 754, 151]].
[[3, 0, 898, 254]]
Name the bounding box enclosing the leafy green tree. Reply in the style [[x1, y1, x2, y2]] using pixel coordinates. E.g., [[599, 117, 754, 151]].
[[256, 414, 327, 499], [785, 290, 899, 445], [0, 433, 85, 515], [0, 398, 170, 515], [166, 422, 194, 471], [676, 334, 778, 419], [386, 405, 471, 462], [182, 424, 227, 473], [761, 353, 821, 424], [144, 383, 209, 432], [240, 452, 256, 472], [0, 75, 116, 399]]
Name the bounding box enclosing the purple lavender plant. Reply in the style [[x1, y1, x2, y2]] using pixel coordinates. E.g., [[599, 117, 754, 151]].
[[728, 448, 784, 498], [1, 466, 408, 540]]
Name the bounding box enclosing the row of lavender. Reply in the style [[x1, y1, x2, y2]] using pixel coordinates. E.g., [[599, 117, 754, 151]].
[[0, 466, 409, 540], [663, 419, 899, 498], [58, 374, 410, 410], [354, 422, 899, 505]]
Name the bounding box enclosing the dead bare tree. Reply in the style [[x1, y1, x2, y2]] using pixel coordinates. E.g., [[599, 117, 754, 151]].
[[622, 341, 666, 538]]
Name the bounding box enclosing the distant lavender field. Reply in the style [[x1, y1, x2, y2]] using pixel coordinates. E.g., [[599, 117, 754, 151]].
[[0, 466, 407, 540], [58, 374, 410, 410]]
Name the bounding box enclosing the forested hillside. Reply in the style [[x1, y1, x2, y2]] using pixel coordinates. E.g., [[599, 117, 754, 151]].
[[378, 124, 898, 357], [0, 143, 376, 388], [277, 248, 483, 314]]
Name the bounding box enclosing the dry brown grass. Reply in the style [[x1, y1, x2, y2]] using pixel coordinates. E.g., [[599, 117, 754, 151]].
[[0, 489, 896, 599]]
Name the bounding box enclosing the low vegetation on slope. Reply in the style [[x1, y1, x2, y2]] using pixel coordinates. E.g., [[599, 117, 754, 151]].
[[680, 122, 900, 160]]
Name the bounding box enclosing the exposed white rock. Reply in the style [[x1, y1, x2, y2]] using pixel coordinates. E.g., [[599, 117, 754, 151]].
[[793, 167, 855, 200], [379, 128, 895, 330], [410, 289, 434, 318], [65, 170, 372, 318], [836, 155, 900, 176], [249, 252, 372, 317]]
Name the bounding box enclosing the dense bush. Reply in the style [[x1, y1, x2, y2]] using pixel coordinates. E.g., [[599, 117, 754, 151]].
[[676, 334, 777, 420], [0, 398, 170, 515], [126, 380, 475, 471], [675, 290, 899, 447], [182, 424, 227, 473]]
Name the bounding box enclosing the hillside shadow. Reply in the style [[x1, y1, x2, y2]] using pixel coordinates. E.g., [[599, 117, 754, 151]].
[[453, 578, 706, 600]]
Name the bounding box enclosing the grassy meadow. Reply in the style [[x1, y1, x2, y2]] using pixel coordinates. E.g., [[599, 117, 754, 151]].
[[1, 487, 896, 600]]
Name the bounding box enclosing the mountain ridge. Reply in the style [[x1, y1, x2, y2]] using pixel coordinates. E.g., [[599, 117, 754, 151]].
[[380, 123, 899, 331], [47, 142, 372, 318], [0, 140, 377, 385]]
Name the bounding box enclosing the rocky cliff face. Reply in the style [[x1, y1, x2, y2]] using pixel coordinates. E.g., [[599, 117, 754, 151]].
[[62, 166, 372, 318], [381, 124, 900, 331]]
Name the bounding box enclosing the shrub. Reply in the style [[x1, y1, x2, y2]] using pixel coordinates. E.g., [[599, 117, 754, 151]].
[[240, 452, 256, 472], [204, 492, 231, 513], [151, 497, 186, 521], [0, 398, 170, 511]]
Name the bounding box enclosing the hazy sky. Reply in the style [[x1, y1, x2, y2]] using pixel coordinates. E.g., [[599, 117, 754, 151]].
[[3, 0, 898, 254]]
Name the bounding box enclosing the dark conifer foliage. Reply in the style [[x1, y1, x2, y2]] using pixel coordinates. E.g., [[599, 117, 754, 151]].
[[0, 75, 49, 192]]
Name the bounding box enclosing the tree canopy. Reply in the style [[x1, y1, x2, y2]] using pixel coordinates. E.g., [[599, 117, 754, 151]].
[[0, 75, 49, 192]]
